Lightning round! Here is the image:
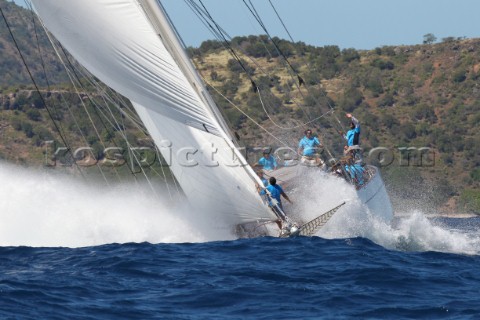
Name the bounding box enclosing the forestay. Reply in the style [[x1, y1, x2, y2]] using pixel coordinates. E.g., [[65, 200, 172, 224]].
[[31, 0, 276, 224]]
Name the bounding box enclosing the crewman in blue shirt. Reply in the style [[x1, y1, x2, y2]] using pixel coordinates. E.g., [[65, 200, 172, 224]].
[[266, 176, 291, 210], [298, 129, 325, 167], [256, 148, 277, 171], [298, 129, 322, 157], [343, 113, 360, 147]]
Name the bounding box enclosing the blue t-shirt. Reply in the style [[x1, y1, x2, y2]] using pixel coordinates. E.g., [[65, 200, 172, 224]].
[[298, 136, 321, 156], [346, 126, 360, 146], [266, 184, 284, 204], [345, 117, 361, 146], [258, 155, 277, 170]]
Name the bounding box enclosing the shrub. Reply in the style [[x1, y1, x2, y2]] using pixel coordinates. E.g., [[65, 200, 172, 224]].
[[459, 189, 480, 213], [401, 122, 417, 140], [34, 126, 53, 141], [341, 48, 360, 63], [198, 40, 223, 54], [21, 122, 34, 138], [381, 113, 398, 129], [11, 117, 22, 130], [452, 69, 467, 83], [26, 109, 41, 121], [378, 93, 395, 107], [227, 58, 255, 75], [365, 76, 384, 97], [371, 58, 395, 70], [412, 104, 437, 122], [471, 168, 480, 182]]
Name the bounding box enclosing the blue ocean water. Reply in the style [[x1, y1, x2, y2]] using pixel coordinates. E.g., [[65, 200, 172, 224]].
[[1, 219, 480, 320]]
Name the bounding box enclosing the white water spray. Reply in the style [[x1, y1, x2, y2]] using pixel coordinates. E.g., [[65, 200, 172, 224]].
[[1, 163, 479, 254], [291, 170, 480, 255], [0, 163, 235, 248]]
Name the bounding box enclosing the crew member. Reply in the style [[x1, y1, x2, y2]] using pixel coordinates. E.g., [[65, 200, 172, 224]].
[[256, 148, 277, 171]]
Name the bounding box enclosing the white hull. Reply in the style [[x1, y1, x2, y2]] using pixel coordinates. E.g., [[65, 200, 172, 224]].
[[238, 164, 394, 237], [356, 165, 393, 223]]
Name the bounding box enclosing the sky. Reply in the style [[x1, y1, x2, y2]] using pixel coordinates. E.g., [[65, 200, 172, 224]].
[[12, 0, 480, 49]]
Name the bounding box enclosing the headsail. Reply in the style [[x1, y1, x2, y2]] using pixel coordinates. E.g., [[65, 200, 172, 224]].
[[31, 0, 276, 224]]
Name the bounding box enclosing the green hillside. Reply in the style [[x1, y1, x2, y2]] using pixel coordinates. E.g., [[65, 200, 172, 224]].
[[188, 36, 480, 214], [0, 1, 479, 214]]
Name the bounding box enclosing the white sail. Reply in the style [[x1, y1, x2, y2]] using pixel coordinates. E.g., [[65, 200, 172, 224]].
[[31, 0, 276, 224]]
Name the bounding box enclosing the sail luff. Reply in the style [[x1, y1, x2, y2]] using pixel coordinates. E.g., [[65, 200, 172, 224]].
[[141, 1, 230, 136], [141, 0, 266, 191]]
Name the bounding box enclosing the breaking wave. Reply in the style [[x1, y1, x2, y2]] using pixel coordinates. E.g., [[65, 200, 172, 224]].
[[290, 169, 480, 255]]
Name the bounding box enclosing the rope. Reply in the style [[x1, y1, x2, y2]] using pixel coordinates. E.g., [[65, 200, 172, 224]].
[[256, 88, 334, 130], [266, 0, 346, 133], [0, 5, 86, 178]]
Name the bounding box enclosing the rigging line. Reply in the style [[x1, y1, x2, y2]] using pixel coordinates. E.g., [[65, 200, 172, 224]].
[[237, 1, 274, 62], [185, 0, 274, 81], [242, 14, 337, 160], [72, 55, 177, 198], [241, 0, 312, 120], [185, 0, 311, 126], [242, 0, 301, 82], [267, 0, 294, 43], [265, 0, 310, 94], [185, 1, 314, 139], [36, 22, 112, 173], [39, 28, 117, 185], [75, 75, 148, 181], [249, 4, 345, 136], [196, 0, 257, 86], [153, 145, 182, 196], [96, 94, 165, 199], [256, 89, 334, 130], [186, 0, 299, 114], [188, 2, 330, 160], [76, 72, 146, 130], [266, 1, 345, 132], [160, 0, 190, 52], [248, 0, 341, 151], [26, 1, 63, 127], [185, 0, 308, 129], [25, 2, 114, 171], [101, 107, 172, 201], [202, 77, 289, 148], [114, 101, 170, 198], [0, 6, 87, 178], [183, 0, 225, 47], [56, 43, 140, 179]]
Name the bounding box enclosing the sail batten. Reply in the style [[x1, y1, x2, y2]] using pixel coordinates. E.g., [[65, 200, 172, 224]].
[[31, 0, 276, 224]]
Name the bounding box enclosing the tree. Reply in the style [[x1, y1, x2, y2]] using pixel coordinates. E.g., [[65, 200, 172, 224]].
[[423, 33, 437, 44]]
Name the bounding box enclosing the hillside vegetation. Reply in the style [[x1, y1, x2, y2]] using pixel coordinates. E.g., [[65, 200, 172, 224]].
[[0, 1, 478, 213]]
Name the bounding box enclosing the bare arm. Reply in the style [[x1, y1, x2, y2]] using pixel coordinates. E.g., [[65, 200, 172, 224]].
[[346, 113, 359, 128], [281, 191, 292, 203], [351, 116, 359, 128]]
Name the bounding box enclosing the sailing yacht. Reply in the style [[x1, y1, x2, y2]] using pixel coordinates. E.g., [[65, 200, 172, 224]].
[[29, 0, 393, 237]]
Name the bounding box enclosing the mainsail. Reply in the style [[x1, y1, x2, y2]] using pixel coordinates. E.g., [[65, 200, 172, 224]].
[[30, 0, 277, 224]]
